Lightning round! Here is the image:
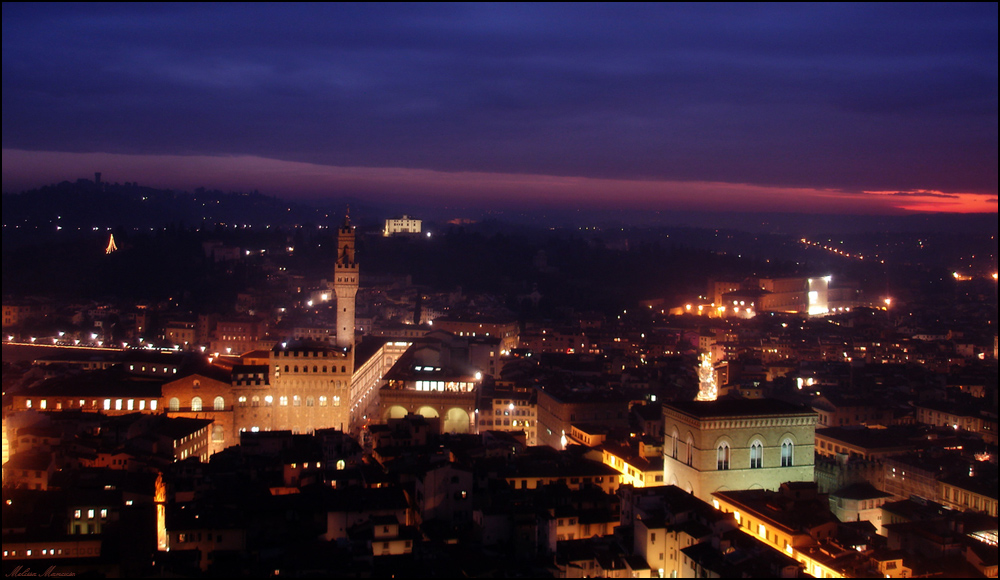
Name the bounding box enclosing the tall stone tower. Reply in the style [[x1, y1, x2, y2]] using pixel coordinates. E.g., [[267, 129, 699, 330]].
[[334, 211, 359, 349]]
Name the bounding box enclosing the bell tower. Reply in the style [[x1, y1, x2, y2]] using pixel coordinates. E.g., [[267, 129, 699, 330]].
[[334, 210, 359, 349]]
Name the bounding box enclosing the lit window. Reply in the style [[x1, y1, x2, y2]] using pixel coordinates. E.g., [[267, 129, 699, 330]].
[[191, 397, 202, 412], [717, 443, 730, 470], [781, 440, 794, 467], [750, 440, 763, 469], [169, 397, 180, 412], [280, 396, 288, 406], [214, 396, 225, 410]]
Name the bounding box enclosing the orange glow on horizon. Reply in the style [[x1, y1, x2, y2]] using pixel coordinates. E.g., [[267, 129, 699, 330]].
[[3, 149, 996, 215], [864, 190, 998, 213]]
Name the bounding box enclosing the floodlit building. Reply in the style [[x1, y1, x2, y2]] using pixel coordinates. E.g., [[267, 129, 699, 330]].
[[378, 331, 485, 434], [383, 215, 422, 236], [662, 399, 817, 503]]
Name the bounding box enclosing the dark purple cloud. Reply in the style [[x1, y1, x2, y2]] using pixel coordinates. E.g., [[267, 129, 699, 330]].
[[3, 3, 997, 202]]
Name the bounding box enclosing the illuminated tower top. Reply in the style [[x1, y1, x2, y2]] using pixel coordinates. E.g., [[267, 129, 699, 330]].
[[334, 210, 359, 349], [337, 210, 357, 268]]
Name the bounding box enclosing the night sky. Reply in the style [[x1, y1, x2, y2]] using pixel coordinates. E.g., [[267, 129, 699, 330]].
[[2, 3, 997, 214]]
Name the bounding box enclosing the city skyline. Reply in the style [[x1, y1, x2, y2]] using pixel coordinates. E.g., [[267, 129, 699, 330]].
[[3, 3, 997, 215]]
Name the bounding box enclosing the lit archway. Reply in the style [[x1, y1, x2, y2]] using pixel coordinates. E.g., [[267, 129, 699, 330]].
[[443, 407, 470, 433]]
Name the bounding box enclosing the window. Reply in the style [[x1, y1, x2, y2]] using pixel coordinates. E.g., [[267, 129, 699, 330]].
[[280, 396, 288, 406], [319, 396, 327, 406], [169, 397, 180, 412], [686, 436, 694, 466], [717, 443, 730, 470], [781, 440, 793, 467], [214, 396, 225, 410], [191, 397, 203, 412], [671, 429, 679, 459], [750, 440, 763, 469]]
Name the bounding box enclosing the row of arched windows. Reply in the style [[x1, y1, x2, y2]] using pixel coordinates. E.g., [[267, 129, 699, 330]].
[[233, 395, 341, 407], [168, 396, 225, 412], [715, 439, 794, 470]]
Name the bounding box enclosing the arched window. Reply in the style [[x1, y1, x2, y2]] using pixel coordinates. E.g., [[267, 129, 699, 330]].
[[306, 396, 314, 407], [238, 396, 247, 406], [319, 396, 328, 406], [686, 435, 694, 466], [293, 395, 301, 407], [781, 439, 794, 467], [169, 397, 180, 412], [750, 440, 763, 469], [252, 396, 260, 407], [214, 396, 225, 411], [322, 366, 327, 372], [313, 366, 318, 373], [717, 443, 731, 470], [212, 425, 225, 442], [191, 397, 203, 412], [280, 396, 288, 406], [671, 429, 679, 459]]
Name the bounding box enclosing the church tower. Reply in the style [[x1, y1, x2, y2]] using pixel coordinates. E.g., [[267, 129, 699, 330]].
[[334, 211, 359, 349]]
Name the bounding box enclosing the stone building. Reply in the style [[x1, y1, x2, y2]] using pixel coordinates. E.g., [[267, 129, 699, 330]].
[[662, 399, 817, 503]]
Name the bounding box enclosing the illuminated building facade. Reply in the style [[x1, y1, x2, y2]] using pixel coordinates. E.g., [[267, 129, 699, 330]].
[[231, 341, 352, 434], [378, 331, 484, 434], [161, 367, 234, 455], [349, 339, 411, 432], [662, 399, 817, 504], [383, 215, 422, 236]]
